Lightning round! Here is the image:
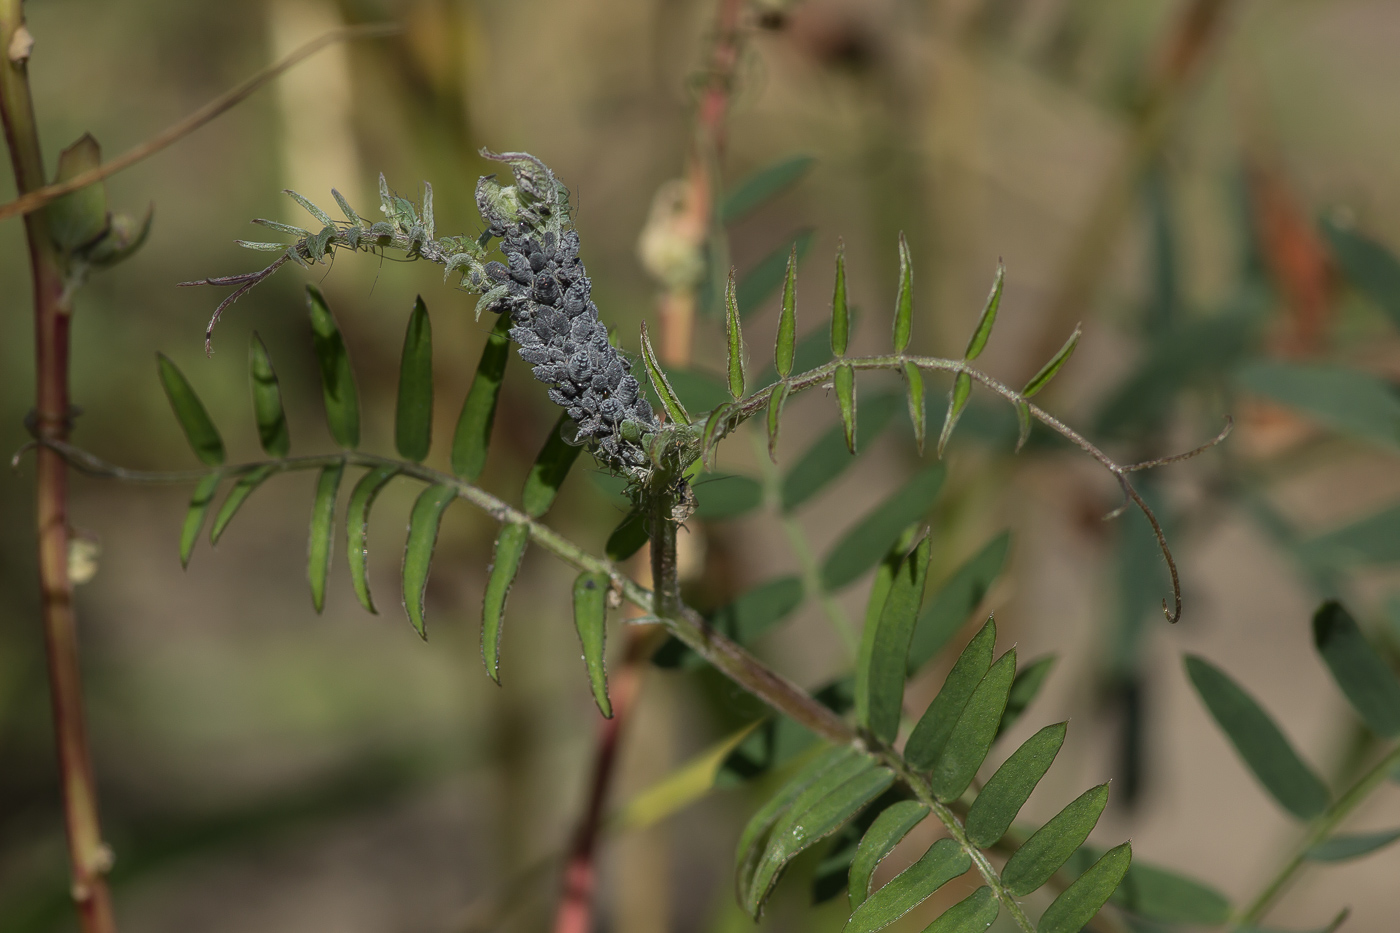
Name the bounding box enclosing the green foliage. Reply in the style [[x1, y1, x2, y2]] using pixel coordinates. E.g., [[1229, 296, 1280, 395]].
[[394, 297, 434, 462], [1037, 843, 1131, 933], [725, 271, 746, 399], [821, 465, 945, 591], [907, 533, 1010, 674], [1312, 601, 1400, 738], [157, 353, 225, 466], [402, 484, 456, 639], [847, 800, 928, 909], [249, 334, 290, 458], [307, 463, 344, 613], [482, 522, 529, 682], [210, 465, 275, 544], [927, 649, 1016, 802], [1321, 214, 1400, 329], [738, 228, 815, 318], [721, 154, 816, 224], [906, 618, 996, 770], [1236, 361, 1400, 452], [1000, 783, 1109, 896], [775, 245, 798, 378], [781, 392, 902, 512], [844, 838, 969, 932], [306, 285, 361, 450], [521, 415, 584, 519], [452, 314, 511, 481], [965, 723, 1066, 848], [179, 473, 220, 567], [346, 466, 397, 613], [572, 572, 612, 717], [855, 534, 931, 742]]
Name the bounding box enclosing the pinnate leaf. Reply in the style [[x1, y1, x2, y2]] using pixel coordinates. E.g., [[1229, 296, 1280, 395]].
[[856, 534, 931, 742], [964, 262, 1004, 360], [573, 571, 612, 717], [821, 465, 945, 591], [1022, 326, 1080, 398], [998, 654, 1057, 738], [1185, 655, 1330, 819], [928, 649, 1017, 801], [158, 354, 225, 466], [848, 801, 929, 910], [307, 462, 344, 613], [210, 465, 276, 544], [937, 372, 971, 457], [923, 886, 998, 933], [1312, 600, 1400, 738], [483, 522, 530, 683], [402, 484, 456, 638], [346, 465, 397, 613], [452, 314, 511, 480], [249, 334, 289, 458], [1037, 842, 1131, 933], [1001, 782, 1109, 896], [906, 617, 996, 770], [306, 285, 360, 449], [844, 838, 969, 933], [179, 474, 221, 567], [965, 722, 1066, 847], [395, 297, 434, 462]]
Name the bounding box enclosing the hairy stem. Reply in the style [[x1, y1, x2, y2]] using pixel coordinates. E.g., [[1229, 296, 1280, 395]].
[[1235, 742, 1400, 927], [0, 5, 117, 931]]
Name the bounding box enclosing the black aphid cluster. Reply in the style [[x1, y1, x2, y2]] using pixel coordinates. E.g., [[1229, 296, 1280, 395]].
[[473, 152, 657, 473]]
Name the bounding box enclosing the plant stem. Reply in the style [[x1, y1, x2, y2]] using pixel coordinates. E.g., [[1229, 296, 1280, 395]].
[[0, 5, 117, 931], [1234, 742, 1400, 927]]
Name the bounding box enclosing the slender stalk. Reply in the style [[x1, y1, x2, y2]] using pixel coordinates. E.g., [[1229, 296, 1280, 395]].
[[0, 5, 116, 931], [1234, 743, 1400, 927]]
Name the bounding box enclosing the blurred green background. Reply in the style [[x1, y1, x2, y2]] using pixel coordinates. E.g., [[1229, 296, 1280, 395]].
[[4, 1, 1400, 931]]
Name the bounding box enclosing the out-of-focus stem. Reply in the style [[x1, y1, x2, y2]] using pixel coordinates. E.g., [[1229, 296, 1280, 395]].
[[0, 4, 117, 932]]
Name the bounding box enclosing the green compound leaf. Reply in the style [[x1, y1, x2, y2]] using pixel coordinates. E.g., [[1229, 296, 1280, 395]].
[[1320, 215, 1400, 330], [1306, 828, 1400, 862], [1022, 325, 1081, 398], [904, 362, 926, 455], [725, 270, 746, 399], [1236, 361, 1400, 452], [346, 465, 397, 613], [908, 532, 1010, 674], [738, 228, 815, 319], [248, 334, 289, 458], [844, 838, 970, 933], [157, 353, 225, 467], [395, 296, 434, 462], [965, 722, 1066, 847], [692, 473, 763, 521], [836, 362, 857, 454], [964, 262, 1005, 361], [572, 571, 612, 718], [893, 232, 914, 353], [605, 507, 649, 562], [1184, 655, 1330, 819], [929, 649, 1017, 801], [998, 654, 1057, 738], [924, 886, 998, 933], [721, 154, 816, 224], [483, 522, 530, 683], [746, 753, 894, 918], [905, 617, 996, 770], [1037, 842, 1131, 933], [821, 464, 945, 591], [402, 484, 456, 639], [209, 464, 276, 544], [306, 285, 361, 450], [856, 534, 932, 743], [782, 392, 901, 513], [766, 382, 790, 461], [937, 372, 972, 458], [306, 461, 344, 614], [736, 747, 853, 908], [1001, 783, 1109, 896], [640, 321, 692, 425], [1312, 600, 1400, 738], [452, 314, 511, 481], [832, 241, 850, 356], [179, 473, 222, 567], [775, 245, 799, 378], [521, 414, 584, 518], [848, 801, 929, 910]]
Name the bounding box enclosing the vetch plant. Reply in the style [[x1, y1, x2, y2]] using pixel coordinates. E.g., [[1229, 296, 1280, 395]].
[[33, 153, 1400, 933]]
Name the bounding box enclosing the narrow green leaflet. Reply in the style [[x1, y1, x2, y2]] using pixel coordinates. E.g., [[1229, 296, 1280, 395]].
[[905, 617, 996, 770], [713, 576, 805, 645], [836, 363, 857, 453], [1321, 216, 1400, 330], [606, 507, 649, 561], [832, 242, 850, 356], [725, 270, 746, 399], [1306, 828, 1400, 862], [737, 228, 815, 318], [395, 296, 434, 462], [1312, 600, 1400, 738], [864, 527, 918, 634], [248, 334, 289, 458], [964, 262, 1005, 360], [923, 886, 998, 933], [401, 484, 457, 638], [1022, 326, 1081, 398], [306, 285, 361, 449], [775, 245, 798, 378], [209, 465, 277, 544], [1236, 361, 1400, 452], [929, 649, 1017, 801], [937, 372, 972, 457], [908, 532, 1010, 674], [893, 232, 914, 353], [573, 571, 612, 717], [640, 321, 692, 425], [692, 473, 763, 521], [284, 187, 334, 226], [306, 462, 344, 613], [904, 362, 926, 454], [482, 522, 530, 683], [179, 473, 221, 567], [756, 318, 835, 387], [521, 414, 584, 518], [1184, 655, 1330, 819], [844, 838, 970, 933], [346, 465, 398, 613], [747, 760, 894, 917], [452, 314, 511, 480], [1015, 401, 1032, 452], [1037, 842, 1131, 933], [1109, 858, 1231, 924], [998, 655, 1057, 738], [782, 393, 902, 513], [721, 154, 816, 223], [856, 534, 932, 742], [1001, 782, 1109, 896], [848, 801, 929, 910], [965, 722, 1066, 847], [821, 464, 945, 591], [766, 382, 790, 461], [157, 354, 225, 466]]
